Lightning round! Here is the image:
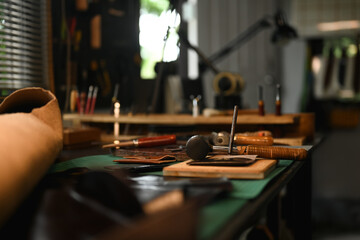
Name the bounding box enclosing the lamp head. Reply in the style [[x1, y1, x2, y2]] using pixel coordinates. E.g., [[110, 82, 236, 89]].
[[271, 11, 298, 45]]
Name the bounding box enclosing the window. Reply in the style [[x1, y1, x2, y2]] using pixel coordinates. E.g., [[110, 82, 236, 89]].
[[0, 0, 50, 100], [139, 0, 180, 79]]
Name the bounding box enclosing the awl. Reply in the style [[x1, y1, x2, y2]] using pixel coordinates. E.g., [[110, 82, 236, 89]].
[[102, 135, 176, 148]]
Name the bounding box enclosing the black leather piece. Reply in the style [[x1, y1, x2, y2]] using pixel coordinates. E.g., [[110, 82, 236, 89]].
[[1, 167, 230, 239], [29, 189, 127, 240], [75, 171, 144, 218]]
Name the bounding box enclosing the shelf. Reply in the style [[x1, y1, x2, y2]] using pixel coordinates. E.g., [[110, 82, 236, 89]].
[[63, 112, 315, 142], [63, 113, 298, 125]]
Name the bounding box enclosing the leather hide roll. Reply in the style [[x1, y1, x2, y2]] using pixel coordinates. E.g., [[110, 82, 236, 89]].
[[0, 87, 63, 226]]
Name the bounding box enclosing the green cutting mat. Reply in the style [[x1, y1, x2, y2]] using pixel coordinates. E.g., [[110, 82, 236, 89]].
[[50, 154, 291, 200], [49, 155, 293, 240]]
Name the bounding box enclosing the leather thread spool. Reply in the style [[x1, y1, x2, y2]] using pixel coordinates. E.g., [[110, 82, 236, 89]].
[[237, 145, 307, 161]]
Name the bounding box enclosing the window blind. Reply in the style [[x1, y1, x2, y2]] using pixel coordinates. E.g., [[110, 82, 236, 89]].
[[0, 0, 49, 95]]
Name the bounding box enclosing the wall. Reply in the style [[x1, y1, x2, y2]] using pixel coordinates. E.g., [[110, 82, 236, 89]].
[[197, 0, 282, 112]]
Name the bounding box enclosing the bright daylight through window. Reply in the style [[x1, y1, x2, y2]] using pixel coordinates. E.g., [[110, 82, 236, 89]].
[[139, 0, 180, 79]]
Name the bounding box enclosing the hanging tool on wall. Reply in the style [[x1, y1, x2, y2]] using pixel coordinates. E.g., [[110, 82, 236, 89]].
[[258, 85, 265, 116], [275, 84, 281, 115]]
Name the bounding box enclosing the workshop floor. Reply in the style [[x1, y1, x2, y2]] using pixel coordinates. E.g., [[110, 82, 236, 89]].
[[312, 198, 360, 240], [313, 232, 360, 240]]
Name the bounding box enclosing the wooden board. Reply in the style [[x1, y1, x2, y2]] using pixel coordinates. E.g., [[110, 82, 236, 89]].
[[163, 159, 277, 180], [63, 112, 315, 141]]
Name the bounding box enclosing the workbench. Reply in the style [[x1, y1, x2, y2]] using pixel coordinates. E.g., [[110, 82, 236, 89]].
[[0, 143, 312, 239], [0, 88, 313, 239], [71, 149, 312, 240], [63, 147, 312, 240]]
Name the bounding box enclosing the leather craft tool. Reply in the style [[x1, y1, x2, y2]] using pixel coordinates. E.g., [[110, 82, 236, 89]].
[[258, 85, 265, 116], [275, 83, 281, 116], [70, 89, 77, 112], [211, 131, 274, 146], [185, 135, 212, 160], [90, 86, 98, 114], [210, 131, 273, 146], [213, 133, 300, 146], [85, 85, 93, 114], [228, 105, 238, 154], [237, 145, 307, 161], [236, 130, 272, 137], [210, 131, 230, 146], [185, 135, 307, 161], [103, 135, 177, 149], [76, 90, 81, 114], [185, 135, 236, 160], [234, 135, 274, 146]]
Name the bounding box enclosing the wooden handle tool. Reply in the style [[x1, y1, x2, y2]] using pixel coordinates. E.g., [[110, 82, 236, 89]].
[[234, 135, 274, 146], [237, 145, 307, 161], [102, 135, 176, 148]]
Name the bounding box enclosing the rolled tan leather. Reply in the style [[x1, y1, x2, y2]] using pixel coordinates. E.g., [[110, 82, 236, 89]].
[[0, 87, 63, 226]]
